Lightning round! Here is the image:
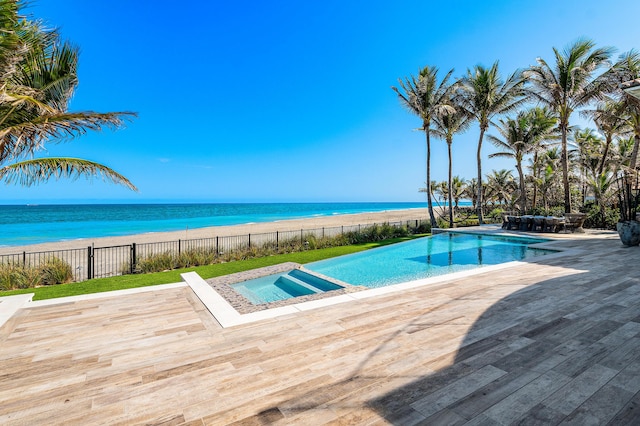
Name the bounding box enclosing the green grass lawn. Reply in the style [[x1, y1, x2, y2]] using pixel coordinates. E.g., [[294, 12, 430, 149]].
[[0, 235, 425, 301]]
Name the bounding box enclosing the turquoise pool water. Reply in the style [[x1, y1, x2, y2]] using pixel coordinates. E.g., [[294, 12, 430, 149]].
[[305, 232, 554, 289], [231, 269, 343, 304]]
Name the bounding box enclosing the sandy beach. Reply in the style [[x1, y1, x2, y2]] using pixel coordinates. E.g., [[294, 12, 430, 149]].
[[0, 208, 432, 255]]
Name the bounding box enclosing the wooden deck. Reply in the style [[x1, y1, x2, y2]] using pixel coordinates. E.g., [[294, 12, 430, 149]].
[[2, 232, 640, 425]]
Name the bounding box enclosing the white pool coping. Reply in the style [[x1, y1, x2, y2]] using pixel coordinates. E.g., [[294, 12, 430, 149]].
[[0, 293, 34, 329], [0, 235, 580, 330]]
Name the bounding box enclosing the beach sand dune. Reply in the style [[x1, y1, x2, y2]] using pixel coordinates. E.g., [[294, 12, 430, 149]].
[[0, 208, 433, 255]]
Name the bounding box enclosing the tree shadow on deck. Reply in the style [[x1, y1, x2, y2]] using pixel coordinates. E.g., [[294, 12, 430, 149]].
[[231, 236, 640, 424], [367, 240, 640, 425]]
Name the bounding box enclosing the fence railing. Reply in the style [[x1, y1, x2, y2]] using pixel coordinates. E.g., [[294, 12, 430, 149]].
[[0, 218, 429, 283]]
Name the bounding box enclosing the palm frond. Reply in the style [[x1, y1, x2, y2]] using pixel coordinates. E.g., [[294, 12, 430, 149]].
[[0, 157, 138, 190], [0, 110, 138, 161]]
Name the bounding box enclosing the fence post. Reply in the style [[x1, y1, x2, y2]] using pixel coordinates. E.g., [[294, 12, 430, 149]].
[[276, 231, 279, 251], [22, 251, 26, 267], [248, 234, 251, 249], [178, 239, 181, 255], [216, 236, 219, 257], [131, 243, 137, 274], [300, 229, 303, 247], [322, 227, 324, 238], [87, 246, 93, 280]]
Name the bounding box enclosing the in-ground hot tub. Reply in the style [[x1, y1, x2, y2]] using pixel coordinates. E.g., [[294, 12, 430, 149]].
[[230, 268, 344, 304]]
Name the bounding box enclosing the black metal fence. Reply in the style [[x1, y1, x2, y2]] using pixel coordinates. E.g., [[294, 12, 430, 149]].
[[0, 218, 429, 283]]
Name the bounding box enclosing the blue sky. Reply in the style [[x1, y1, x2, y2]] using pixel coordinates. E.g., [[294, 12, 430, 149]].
[[3, 0, 640, 204]]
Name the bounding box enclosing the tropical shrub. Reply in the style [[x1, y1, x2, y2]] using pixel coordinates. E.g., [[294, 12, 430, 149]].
[[413, 222, 431, 234], [582, 203, 619, 230], [0, 263, 28, 290], [135, 252, 176, 274], [457, 218, 480, 227], [0, 257, 73, 289], [39, 257, 74, 285], [436, 218, 450, 229], [487, 208, 505, 222], [344, 223, 410, 244]]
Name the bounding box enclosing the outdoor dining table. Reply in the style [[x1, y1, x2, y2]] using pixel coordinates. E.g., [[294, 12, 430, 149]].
[[505, 215, 566, 233]]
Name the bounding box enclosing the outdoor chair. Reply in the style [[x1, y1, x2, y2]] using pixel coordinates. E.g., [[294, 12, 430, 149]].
[[507, 216, 520, 230], [519, 215, 533, 232], [532, 216, 544, 232], [543, 217, 561, 233]]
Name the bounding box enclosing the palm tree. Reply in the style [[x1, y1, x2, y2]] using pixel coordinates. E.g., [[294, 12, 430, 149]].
[[432, 96, 472, 227], [573, 127, 620, 224], [587, 169, 615, 228], [534, 148, 563, 210], [612, 135, 635, 167], [606, 51, 640, 223], [488, 107, 556, 212], [573, 128, 606, 200], [459, 62, 526, 224], [526, 38, 614, 213], [614, 51, 640, 170], [584, 98, 630, 175], [0, 1, 137, 190], [464, 178, 480, 210], [393, 66, 455, 227], [433, 180, 448, 207], [485, 169, 516, 208], [451, 176, 467, 212]]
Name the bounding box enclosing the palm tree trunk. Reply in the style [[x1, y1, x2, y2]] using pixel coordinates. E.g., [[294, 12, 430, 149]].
[[447, 139, 453, 228], [476, 128, 486, 224], [517, 163, 526, 213], [598, 134, 612, 176], [630, 133, 640, 171], [425, 127, 437, 228], [532, 152, 539, 209], [561, 125, 571, 213]]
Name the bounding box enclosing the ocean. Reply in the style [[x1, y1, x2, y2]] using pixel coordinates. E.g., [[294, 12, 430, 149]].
[[0, 202, 429, 247]]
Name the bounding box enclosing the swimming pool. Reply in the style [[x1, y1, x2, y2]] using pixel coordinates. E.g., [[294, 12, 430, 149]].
[[305, 232, 554, 289], [230, 232, 556, 304]]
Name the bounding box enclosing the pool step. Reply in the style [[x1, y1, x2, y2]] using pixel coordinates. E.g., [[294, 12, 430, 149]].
[[279, 274, 324, 294]]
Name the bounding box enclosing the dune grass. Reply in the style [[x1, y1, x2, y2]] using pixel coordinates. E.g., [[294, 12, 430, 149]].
[[0, 235, 425, 301]]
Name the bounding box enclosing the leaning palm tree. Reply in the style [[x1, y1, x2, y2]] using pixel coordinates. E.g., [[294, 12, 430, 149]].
[[393, 66, 455, 227], [419, 180, 446, 212], [459, 62, 526, 224], [432, 96, 472, 227], [488, 107, 557, 212], [0, 1, 137, 190], [584, 97, 630, 175], [526, 38, 614, 213]]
